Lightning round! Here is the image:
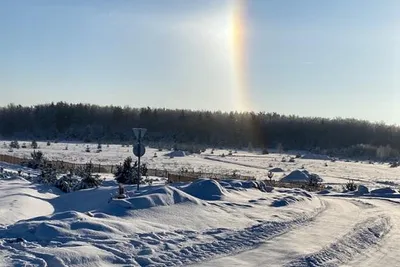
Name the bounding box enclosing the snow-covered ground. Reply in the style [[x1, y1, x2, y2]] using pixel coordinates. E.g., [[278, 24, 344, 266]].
[[1, 141, 400, 266], [1, 141, 400, 184]]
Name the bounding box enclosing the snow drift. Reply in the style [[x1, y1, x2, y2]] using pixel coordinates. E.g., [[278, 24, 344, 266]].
[[180, 178, 227, 200], [109, 185, 205, 210]]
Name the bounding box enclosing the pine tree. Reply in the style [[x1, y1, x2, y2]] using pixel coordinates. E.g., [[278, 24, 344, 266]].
[[114, 157, 147, 184], [75, 162, 102, 190]]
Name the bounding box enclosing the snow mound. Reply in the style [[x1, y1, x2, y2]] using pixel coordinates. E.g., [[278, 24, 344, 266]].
[[318, 189, 331, 194], [110, 186, 204, 210], [356, 185, 369, 195], [269, 167, 285, 172], [164, 150, 186, 157], [280, 170, 309, 183], [270, 188, 313, 207], [180, 178, 227, 200], [301, 154, 331, 160], [370, 187, 398, 195]]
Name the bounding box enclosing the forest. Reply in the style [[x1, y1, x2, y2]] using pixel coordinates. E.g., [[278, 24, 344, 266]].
[[1, 102, 400, 159]]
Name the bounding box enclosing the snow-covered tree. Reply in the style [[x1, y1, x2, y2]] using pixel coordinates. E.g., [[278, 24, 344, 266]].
[[74, 162, 102, 190], [114, 156, 147, 184], [37, 162, 57, 185], [24, 150, 44, 169]]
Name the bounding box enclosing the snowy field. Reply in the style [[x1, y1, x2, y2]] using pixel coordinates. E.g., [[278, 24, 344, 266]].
[[0, 141, 400, 266], [1, 141, 400, 184]]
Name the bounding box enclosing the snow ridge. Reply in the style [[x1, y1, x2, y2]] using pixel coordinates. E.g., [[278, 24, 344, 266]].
[[285, 215, 392, 267]]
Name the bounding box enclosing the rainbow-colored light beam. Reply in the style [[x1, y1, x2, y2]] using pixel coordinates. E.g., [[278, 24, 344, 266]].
[[230, 0, 250, 112]]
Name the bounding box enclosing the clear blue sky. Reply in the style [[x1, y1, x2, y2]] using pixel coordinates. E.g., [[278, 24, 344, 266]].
[[1, 0, 399, 124]]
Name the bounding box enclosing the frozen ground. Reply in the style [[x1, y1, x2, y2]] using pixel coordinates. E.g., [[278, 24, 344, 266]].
[[1, 141, 400, 266]]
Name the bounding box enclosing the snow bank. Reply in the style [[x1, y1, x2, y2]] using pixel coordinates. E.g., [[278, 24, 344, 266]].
[[180, 178, 227, 200], [370, 187, 398, 195], [356, 185, 369, 195]]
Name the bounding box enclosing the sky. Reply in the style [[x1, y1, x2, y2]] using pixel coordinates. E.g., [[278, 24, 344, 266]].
[[0, 0, 399, 124]]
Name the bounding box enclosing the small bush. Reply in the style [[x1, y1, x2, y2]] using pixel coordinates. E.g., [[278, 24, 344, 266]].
[[289, 157, 295, 163], [308, 173, 322, 186], [281, 157, 286, 162], [10, 140, 20, 149], [21, 143, 27, 148], [345, 180, 357, 191], [390, 162, 399, 168], [47, 141, 51, 146], [85, 145, 90, 153], [221, 153, 225, 158], [295, 154, 301, 158], [262, 148, 269, 155], [228, 150, 233, 156]]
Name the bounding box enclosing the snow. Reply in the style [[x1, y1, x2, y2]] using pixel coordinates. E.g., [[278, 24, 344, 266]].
[[370, 187, 398, 195], [357, 184, 370, 195], [280, 169, 310, 183], [2, 142, 400, 266]]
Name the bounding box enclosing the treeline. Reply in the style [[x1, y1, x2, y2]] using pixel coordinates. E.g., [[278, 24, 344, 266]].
[[1, 102, 400, 155]]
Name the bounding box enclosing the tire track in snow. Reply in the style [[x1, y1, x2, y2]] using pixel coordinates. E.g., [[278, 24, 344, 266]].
[[140, 201, 327, 266], [284, 215, 392, 267]]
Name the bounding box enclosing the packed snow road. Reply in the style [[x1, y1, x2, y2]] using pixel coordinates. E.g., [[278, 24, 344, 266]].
[[196, 197, 399, 267]]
